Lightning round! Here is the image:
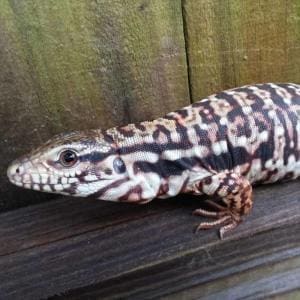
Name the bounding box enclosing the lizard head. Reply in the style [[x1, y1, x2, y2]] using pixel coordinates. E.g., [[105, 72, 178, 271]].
[[7, 130, 129, 199]]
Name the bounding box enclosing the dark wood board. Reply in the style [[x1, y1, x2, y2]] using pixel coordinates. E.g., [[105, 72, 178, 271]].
[[0, 180, 299, 299]]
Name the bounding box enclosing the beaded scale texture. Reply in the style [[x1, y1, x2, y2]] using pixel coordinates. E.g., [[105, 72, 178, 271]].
[[7, 83, 300, 238]]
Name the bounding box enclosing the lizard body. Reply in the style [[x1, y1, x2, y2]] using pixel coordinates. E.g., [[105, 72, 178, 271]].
[[7, 83, 300, 238]]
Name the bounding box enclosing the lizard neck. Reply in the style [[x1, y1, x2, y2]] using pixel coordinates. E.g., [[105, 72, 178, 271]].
[[104, 121, 166, 202], [104, 117, 210, 202]]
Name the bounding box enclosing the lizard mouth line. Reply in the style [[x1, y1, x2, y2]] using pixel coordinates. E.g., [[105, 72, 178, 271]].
[[7, 172, 114, 192]]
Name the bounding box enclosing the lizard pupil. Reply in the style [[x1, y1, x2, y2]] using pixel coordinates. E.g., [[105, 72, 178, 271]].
[[60, 150, 78, 167]]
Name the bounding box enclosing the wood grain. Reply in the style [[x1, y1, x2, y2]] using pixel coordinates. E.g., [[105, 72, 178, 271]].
[[183, 0, 300, 101], [0, 181, 299, 299], [0, 0, 189, 210]]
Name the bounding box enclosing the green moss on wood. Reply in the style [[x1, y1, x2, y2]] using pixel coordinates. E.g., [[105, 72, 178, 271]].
[[183, 0, 300, 100], [2, 0, 189, 130]]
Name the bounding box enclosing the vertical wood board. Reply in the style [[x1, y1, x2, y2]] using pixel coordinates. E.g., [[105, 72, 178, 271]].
[[0, 0, 189, 210], [183, 0, 300, 100]]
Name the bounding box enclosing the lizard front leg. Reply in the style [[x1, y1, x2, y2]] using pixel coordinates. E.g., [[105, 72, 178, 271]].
[[192, 171, 253, 239]]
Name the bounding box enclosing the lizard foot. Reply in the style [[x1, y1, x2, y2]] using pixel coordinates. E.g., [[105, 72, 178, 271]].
[[192, 171, 253, 239], [193, 201, 241, 239]]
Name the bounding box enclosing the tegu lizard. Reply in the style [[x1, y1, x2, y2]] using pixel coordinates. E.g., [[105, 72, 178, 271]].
[[7, 83, 300, 238]]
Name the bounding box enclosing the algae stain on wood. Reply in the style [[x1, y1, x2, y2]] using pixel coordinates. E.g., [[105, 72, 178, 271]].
[[0, 1, 58, 209], [7, 1, 103, 129], [91, 0, 189, 124], [5, 0, 189, 129], [286, 1, 300, 82]]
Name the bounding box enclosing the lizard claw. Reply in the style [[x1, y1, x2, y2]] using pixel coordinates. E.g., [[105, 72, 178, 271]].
[[193, 208, 227, 218], [195, 215, 240, 239], [195, 215, 231, 232], [192, 199, 228, 219], [193, 200, 241, 239]]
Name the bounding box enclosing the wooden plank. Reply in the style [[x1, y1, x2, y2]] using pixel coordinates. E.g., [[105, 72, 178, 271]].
[[55, 224, 300, 300], [182, 0, 300, 101], [0, 196, 192, 257], [0, 0, 190, 210], [0, 180, 299, 299]]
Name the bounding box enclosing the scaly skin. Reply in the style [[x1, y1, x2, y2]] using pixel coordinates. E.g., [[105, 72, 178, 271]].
[[7, 83, 300, 238]]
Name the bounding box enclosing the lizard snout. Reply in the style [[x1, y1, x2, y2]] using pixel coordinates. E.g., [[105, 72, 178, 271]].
[[7, 159, 25, 186]]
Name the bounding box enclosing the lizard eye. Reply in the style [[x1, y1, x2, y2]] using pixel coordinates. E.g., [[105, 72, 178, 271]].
[[113, 158, 126, 174], [59, 150, 78, 167]]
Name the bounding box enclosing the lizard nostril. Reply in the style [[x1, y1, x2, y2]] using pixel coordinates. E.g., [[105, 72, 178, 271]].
[[7, 162, 23, 178]]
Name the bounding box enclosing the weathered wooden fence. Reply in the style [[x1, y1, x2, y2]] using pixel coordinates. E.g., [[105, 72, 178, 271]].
[[1, 0, 300, 210]]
